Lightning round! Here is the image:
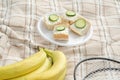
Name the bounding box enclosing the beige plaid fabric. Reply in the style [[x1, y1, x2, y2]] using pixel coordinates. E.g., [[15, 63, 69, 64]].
[[0, 0, 120, 80]]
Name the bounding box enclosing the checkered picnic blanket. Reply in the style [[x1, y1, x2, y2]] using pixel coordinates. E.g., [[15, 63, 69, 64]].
[[0, 0, 120, 80]]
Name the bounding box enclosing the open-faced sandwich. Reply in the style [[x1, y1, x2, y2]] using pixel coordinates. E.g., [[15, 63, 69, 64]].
[[70, 18, 90, 36], [44, 14, 62, 30], [62, 10, 79, 24], [53, 23, 69, 41]]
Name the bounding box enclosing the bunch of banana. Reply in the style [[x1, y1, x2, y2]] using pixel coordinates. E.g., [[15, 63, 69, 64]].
[[0, 48, 47, 79], [0, 48, 67, 80]]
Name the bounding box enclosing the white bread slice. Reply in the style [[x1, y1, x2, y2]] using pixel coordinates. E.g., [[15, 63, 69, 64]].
[[70, 19, 91, 36], [43, 15, 62, 30], [53, 24, 69, 40]]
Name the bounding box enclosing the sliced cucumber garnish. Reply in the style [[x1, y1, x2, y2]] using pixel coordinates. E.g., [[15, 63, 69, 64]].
[[66, 10, 76, 17], [75, 19, 86, 29], [49, 14, 59, 22], [56, 26, 65, 31]]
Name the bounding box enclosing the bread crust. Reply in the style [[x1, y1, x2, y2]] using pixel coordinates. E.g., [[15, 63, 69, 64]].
[[54, 34, 68, 40]]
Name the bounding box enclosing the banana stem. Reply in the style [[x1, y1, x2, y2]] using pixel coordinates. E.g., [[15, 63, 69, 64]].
[[43, 48, 54, 65], [43, 49, 53, 58]]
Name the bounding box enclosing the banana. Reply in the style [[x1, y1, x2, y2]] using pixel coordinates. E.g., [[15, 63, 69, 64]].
[[0, 48, 46, 79], [25, 48, 67, 80], [58, 69, 66, 80], [10, 57, 52, 80]]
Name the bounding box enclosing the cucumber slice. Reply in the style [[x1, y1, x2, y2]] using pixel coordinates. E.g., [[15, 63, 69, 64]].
[[75, 19, 86, 29], [66, 11, 76, 17], [56, 26, 65, 31], [49, 14, 59, 22]]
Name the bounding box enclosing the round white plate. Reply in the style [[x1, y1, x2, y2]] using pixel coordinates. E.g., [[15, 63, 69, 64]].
[[37, 16, 93, 46]]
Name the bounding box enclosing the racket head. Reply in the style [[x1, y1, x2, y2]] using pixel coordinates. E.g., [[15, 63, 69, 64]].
[[74, 57, 120, 80]]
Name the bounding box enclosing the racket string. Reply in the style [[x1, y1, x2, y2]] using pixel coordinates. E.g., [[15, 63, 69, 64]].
[[74, 57, 120, 80]]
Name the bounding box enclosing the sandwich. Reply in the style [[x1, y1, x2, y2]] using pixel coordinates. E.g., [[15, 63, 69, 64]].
[[44, 14, 62, 30], [70, 18, 90, 36], [53, 23, 69, 40], [62, 10, 79, 24]]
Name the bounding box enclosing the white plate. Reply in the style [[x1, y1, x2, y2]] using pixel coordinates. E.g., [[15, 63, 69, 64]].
[[37, 16, 93, 46]]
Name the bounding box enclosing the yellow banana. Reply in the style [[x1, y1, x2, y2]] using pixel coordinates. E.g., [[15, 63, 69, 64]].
[[0, 48, 46, 79], [25, 48, 67, 80], [58, 69, 66, 80], [10, 56, 52, 80]]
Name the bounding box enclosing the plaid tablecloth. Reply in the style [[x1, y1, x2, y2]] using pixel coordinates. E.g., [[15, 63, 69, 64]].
[[0, 0, 120, 80]]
